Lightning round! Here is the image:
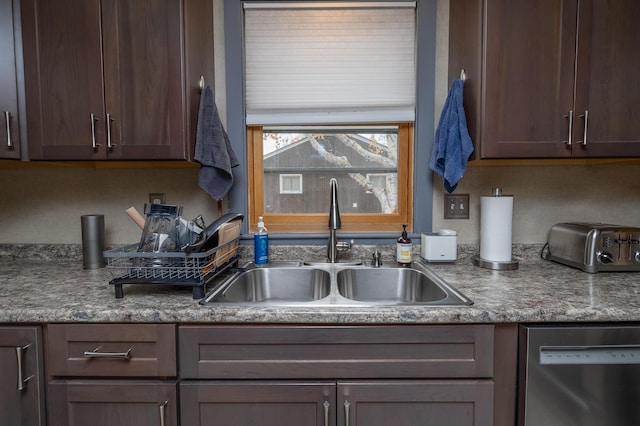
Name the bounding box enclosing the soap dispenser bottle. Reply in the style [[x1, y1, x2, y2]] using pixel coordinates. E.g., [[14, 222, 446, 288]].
[[254, 216, 269, 265], [396, 224, 412, 267]]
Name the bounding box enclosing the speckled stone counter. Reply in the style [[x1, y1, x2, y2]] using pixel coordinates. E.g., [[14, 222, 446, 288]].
[[0, 244, 639, 324]]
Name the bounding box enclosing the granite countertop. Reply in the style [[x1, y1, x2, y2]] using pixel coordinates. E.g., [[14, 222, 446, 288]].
[[0, 244, 639, 324]]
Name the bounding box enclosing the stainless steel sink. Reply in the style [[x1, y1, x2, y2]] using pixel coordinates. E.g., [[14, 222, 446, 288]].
[[203, 267, 331, 304], [201, 262, 472, 306], [336, 267, 471, 305]]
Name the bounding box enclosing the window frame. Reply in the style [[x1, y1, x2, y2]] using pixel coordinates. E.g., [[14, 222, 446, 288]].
[[248, 123, 414, 233], [223, 0, 437, 241]]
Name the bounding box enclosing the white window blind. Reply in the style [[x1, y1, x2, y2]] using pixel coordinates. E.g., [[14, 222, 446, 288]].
[[244, 1, 416, 125]]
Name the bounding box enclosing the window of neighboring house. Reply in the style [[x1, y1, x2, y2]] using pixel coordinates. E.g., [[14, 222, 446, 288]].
[[243, 1, 417, 233], [366, 173, 389, 196], [279, 174, 303, 195]]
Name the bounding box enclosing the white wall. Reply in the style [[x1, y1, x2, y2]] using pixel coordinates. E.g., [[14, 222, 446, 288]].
[[0, 166, 223, 245]]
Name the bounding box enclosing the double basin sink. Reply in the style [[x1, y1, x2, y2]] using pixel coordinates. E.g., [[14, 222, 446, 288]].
[[201, 261, 472, 307]]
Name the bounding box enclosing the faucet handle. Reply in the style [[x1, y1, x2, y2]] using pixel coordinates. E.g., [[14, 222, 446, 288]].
[[336, 239, 354, 251]]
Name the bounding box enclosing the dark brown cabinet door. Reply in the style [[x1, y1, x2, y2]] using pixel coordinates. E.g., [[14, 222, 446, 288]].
[[0, 327, 46, 425], [101, 0, 186, 160], [180, 381, 337, 426], [21, 0, 211, 160], [339, 381, 493, 426], [0, 0, 21, 159], [180, 380, 493, 426], [480, 0, 577, 158], [571, 0, 640, 157], [48, 380, 177, 426], [454, 0, 640, 159], [21, 0, 106, 160]]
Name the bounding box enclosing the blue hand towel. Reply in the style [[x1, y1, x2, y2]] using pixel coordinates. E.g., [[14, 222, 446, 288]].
[[194, 85, 239, 201], [430, 79, 474, 193]]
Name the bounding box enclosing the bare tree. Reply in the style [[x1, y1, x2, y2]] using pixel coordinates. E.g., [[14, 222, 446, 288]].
[[307, 134, 398, 213]]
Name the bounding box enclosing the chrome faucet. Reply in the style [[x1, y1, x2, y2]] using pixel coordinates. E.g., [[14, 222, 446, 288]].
[[327, 178, 353, 262], [327, 178, 341, 262]]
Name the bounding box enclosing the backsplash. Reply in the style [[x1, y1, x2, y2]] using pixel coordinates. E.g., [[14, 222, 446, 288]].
[[1, 164, 638, 246], [432, 163, 640, 244]]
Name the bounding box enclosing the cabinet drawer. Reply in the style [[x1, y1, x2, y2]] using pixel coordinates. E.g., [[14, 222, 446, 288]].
[[179, 325, 494, 379], [47, 324, 176, 377]]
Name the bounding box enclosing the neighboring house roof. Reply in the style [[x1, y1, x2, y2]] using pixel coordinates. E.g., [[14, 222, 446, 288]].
[[264, 134, 395, 173]]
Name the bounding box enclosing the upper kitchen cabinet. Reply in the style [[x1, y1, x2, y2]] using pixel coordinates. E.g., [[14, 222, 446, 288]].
[[20, 0, 213, 161], [450, 0, 640, 159], [0, 0, 21, 159]]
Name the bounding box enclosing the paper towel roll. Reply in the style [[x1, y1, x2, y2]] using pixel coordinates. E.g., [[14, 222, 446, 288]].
[[480, 195, 513, 262]]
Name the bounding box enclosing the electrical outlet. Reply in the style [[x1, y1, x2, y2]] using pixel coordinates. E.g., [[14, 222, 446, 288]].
[[444, 194, 470, 219], [149, 193, 166, 204]]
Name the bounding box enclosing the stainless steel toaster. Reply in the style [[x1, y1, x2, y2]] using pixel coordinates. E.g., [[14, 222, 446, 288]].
[[547, 222, 640, 273]]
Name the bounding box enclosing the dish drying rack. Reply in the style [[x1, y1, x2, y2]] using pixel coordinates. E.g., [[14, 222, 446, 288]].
[[104, 236, 240, 299]]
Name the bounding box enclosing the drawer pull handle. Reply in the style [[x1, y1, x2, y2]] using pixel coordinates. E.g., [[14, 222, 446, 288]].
[[344, 400, 351, 426], [323, 401, 330, 426], [160, 400, 168, 426], [15, 344, 33, 391], [84, 347, 132, 359]]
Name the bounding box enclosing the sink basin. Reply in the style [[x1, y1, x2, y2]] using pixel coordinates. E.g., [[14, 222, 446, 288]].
[[201, 262, 472, 306], [336, 267, 472, 305], [203, 267, 331, 304]]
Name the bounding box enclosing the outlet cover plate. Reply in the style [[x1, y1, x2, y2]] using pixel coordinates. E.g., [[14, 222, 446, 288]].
[[149, 193, 166, 204], [444, 194, 470, 219]]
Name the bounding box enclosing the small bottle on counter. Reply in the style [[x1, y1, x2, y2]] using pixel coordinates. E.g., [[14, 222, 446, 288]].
[[396, 224, 412, 267], [254, 216, 269, 265]]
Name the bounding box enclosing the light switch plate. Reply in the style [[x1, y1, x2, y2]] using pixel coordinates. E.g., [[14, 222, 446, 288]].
[[444, 194, 469, 219]]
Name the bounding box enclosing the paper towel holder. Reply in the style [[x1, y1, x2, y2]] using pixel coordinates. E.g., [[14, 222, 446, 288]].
[[472, 255, 518, 270], [473, 187, 519, 270]]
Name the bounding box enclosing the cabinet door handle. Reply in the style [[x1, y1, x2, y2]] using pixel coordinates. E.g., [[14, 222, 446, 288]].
[[106, 113, 116, 149], [15, 344, 33, 391], [578, 110, 589, 146], [83, 347, 132, 359], [159, 400, 168, 426], [90, 114, 100, 149], [323, 401, 330, 426], [4, 111, 11, 148], [344, 400, 350, 426], [563, 110, 574, 146]]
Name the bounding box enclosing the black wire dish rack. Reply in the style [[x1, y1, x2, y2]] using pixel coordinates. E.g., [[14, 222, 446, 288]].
[[104, 234, 240, 299]]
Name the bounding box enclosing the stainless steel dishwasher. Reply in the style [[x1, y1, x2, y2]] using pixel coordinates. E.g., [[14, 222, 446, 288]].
[[519, 324, 640, 426]]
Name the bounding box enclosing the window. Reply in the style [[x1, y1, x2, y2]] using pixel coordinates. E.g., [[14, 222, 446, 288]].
[[244, 1, 416, 233], [249, 124, 413, 233], [366, 173, 389, 196], [279, 174, 303, 195]]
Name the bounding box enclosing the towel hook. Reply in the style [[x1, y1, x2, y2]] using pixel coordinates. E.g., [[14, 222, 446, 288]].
[[199, 76, 205, 91], [460, 69, 466, 81]]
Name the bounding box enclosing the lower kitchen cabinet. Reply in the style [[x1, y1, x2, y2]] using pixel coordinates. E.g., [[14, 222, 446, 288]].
[[48, 380, 177, 426], [340, 380, 492, 426], [45, 323, 178, 426], [181, 381, 335, 426], [178, 324, 503, 426], [181, 380, 493, 426], [0, 326, 46, 425]]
